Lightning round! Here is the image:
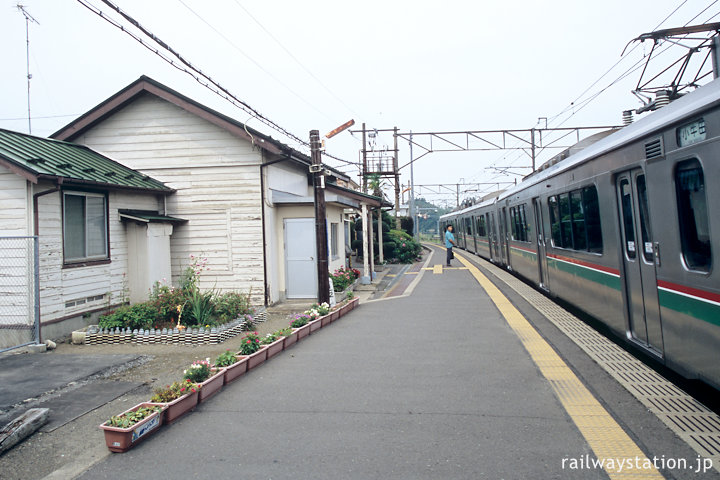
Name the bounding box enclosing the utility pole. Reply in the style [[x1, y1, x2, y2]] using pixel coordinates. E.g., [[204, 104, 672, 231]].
[[530, 128, 536, 171], [409, 131, 417, 239], [361, 122, 368, 193], [393, 127, 400, 230], [310, 130, 329, 305]]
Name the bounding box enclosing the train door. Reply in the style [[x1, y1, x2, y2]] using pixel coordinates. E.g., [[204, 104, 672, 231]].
[[499, 207, 509, 266], [489, 212, 498, 261], [532, 198, 550, 289], [471, 216, 478, 253], [615, 170, 663, 354]]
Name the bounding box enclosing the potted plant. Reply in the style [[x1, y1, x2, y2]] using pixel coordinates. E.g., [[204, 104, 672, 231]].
[[276, 326, 298, 349], [238, 332, 267, 369], [214, 349, 248, 384], [149, 380, 199, 424], [290, 314, 311, 340], [100, 403, 165, 453], [261, 332, 284, 359], [184, 358, 224, 403]]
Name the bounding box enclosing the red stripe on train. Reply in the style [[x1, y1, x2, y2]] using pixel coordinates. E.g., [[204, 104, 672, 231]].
[[657, 280, 720, 304]]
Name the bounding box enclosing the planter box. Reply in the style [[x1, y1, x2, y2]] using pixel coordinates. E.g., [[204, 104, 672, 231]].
[[265, 337, 284, 359], [330, 310, 340, 322], [309, 318, 322, 334], [247, 346, 269, 370], [150, 390, 199, 425], [283, 330, 299, 348], [221, 356, 248, 384], [100, 403, 165, 453], [320, 314, 332, 327], [348, 297, 359, 311], [296, 323, 311, 340], [198, 369, 225, 403]]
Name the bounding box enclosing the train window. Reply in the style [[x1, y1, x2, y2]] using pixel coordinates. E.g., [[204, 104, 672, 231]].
[[583, 186, 603, 253], [570, 191, 586, 250], [510, 207, 518, 240], [549, 196, 561, 246], [675, 160, 712, 271], [520, 205, 530, 241], [636, 175, 654, 262], [466, 218, 472, 235], [548, 187, 603, 253], [620, 179, 637, 259], [476, 216, 486, 237], [559, 193, 573, 248]]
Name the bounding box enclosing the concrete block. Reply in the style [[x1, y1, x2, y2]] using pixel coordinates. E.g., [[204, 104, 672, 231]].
[[71, 330, 87, 345], [25, 344, 47, 354]]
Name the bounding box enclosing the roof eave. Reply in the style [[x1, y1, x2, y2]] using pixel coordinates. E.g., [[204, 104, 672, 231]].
[[36, 174, 174, 194]]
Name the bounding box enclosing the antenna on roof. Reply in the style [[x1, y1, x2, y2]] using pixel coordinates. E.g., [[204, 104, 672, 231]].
[[16, 3, 39, 134]]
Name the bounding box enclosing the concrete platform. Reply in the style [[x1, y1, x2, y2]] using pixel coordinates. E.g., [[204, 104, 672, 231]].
[[74, 245, 720, 479]]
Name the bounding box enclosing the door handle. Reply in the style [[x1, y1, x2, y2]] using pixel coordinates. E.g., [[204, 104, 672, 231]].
[[653, 242, 660, 267]]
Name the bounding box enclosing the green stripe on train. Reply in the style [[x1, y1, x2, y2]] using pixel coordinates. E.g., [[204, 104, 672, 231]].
[[658, 289, 720, 328], [546, 256, 622, 291]]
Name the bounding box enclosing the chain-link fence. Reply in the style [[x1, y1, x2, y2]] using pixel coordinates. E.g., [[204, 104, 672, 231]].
[[0, 236, 40, 352]]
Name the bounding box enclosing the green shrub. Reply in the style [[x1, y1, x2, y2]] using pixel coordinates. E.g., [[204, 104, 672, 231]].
[[215, 291, 252, 323], [98, 307, 128, 329], [149, 283, 188, 325]]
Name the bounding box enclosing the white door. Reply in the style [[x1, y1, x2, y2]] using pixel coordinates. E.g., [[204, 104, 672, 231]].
[[285, 218, 317, 298]]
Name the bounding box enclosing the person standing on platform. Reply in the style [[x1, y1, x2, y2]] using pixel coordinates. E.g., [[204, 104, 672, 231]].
[[445, 225, 456, 267]]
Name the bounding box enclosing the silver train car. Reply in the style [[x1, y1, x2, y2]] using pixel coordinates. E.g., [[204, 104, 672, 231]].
[[441, 78, 720, 390]]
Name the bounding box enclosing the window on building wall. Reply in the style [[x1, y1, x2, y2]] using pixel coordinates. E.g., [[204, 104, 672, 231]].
[[330, 222, 339, 259], [63, 191, 108, 263], [548, 185, 603, 253], [675, 160, 711, 271]]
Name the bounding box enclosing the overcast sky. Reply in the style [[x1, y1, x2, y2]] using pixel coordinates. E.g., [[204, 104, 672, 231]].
[[2, 0, 718, 206]]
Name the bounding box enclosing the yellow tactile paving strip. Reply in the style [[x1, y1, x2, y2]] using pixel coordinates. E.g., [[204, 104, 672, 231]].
[[455, 251, 665, 480]]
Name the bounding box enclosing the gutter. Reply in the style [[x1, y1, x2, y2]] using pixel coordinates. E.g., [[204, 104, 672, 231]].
[[32, 179, 63, 342]]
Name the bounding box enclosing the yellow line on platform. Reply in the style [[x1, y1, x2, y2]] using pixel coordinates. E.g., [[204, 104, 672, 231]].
[[455, 251, 664, 480], [432, 264, 443, 274]]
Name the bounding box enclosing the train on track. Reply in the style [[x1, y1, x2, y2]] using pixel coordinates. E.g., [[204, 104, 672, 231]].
[[440, 78, 720, 390]]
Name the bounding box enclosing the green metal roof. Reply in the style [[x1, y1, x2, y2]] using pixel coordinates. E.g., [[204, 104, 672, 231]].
[[118, 210, 187, 224], [0, 128, 172, 193]]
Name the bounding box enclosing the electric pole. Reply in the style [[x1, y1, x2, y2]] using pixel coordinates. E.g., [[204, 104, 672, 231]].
[[310, 130, 329, 305]]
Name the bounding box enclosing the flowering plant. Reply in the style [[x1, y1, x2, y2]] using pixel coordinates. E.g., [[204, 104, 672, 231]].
[[290, 314, 311, 328], [304, 302, 329, 319], [214, 350, 237, 367], [150, 380, 198, 403], [261, 332, 279, 345], [276, 327, 293, 337], [330, 266, 360, 292], [183, 358, 212, 383], [105, 405, 163, 428], [238, 332, 261, 355]]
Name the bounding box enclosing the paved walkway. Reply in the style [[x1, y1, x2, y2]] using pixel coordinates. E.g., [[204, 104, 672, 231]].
[[79, 246, 608, 480]]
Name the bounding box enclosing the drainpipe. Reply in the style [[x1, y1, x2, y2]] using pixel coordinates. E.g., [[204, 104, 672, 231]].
[[259, 154, 270, 307], [32, 179, 62, 342]]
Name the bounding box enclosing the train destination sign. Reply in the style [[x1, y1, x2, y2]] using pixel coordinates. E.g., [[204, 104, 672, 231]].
[[677, 118, 706, 147]]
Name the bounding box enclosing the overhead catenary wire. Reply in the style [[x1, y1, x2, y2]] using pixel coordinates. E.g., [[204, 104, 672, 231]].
[[231, 0, 361, 120], [176, 0, 339, 125], [75, 0, 359, 167], [466, 0, 718, 189]]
